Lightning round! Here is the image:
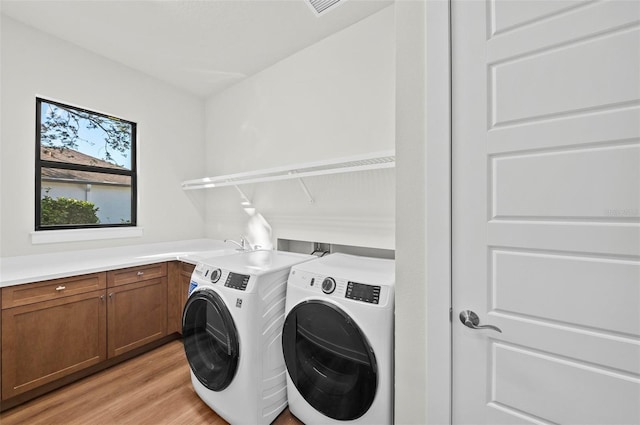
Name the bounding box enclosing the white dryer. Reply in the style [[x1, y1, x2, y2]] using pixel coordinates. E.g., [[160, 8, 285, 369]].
[[182, 250, 314, 424], [282, 253, 395, 424]]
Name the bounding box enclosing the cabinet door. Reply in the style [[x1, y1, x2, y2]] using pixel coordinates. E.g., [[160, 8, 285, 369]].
[[167, 261, 195, 335], [107, 278, 167, 358], [179, 263, 195, 335], [1, 290, 2, 402], [1, 290, 107, 399]]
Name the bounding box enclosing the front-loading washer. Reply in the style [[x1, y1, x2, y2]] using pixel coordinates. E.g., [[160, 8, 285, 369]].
[[182, 249, 314, 424], [282, 253, 395, 424]]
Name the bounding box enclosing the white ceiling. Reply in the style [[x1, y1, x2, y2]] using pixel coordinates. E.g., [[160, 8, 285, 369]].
[[1, 0, 394, 98]]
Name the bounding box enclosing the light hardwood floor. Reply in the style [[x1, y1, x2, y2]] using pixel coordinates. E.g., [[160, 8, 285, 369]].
[[0, 339, 303, 425]]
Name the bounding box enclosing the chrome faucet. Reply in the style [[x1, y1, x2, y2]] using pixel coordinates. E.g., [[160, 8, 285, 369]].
[[225, 237, 248, 251]]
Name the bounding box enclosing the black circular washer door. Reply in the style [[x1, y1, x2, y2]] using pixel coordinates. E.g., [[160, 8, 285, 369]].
[[182, 288, 239, 391], [282, 300, 377, 421]]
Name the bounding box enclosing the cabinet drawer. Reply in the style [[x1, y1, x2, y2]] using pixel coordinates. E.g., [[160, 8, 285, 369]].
[[107, 263, 167, 287], [1, 273, 106, 309]]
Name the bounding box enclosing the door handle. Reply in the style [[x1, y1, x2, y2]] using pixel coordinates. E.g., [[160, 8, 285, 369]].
[[459, 310, 502, 333]]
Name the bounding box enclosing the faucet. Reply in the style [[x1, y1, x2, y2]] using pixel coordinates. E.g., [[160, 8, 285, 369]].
[[225, 236, 248, 251]]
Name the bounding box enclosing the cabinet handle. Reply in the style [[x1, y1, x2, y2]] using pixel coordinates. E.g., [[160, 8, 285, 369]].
[[100, 295, 105, 301], [55, 285, 66, 291], [137, 271, 144, 276], [109, 293, 114, 299]]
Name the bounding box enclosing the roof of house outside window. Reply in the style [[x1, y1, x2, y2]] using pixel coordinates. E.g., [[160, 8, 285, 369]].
[[41, 146, 131, 186]]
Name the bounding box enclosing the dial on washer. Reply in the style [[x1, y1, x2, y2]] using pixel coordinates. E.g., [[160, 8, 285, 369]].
[[210, 268, 222, 283], [321, 277, 336, 294]]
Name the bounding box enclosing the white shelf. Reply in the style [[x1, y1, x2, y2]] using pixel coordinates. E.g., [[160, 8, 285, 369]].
[[181, 150, 395, 191]]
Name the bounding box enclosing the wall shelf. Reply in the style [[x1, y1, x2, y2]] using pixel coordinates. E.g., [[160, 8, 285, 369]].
[[181, 150, 395, 192]]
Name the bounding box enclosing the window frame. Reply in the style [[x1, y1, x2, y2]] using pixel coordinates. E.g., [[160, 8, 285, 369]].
[[35, 97, 138, 231]]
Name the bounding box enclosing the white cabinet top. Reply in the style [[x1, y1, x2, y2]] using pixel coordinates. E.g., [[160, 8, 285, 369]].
[[0, 239, 237, 287]]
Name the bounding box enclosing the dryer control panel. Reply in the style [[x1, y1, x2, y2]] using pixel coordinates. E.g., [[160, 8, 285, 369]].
[[345, 281, 381, 304], [288, 269, 390, 307]]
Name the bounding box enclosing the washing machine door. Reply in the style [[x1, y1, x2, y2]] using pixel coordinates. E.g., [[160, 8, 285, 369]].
[[182, 288, 239, 391], [282, 300, 377, 421]]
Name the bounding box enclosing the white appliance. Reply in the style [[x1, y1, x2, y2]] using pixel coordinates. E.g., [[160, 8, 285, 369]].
[[282, 253, 395, 424], [182, 250, 314, 424]]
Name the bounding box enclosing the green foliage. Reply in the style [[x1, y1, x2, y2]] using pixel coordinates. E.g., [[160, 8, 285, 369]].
[[41, 195, 100, 226], [41, 102, 131, 166]]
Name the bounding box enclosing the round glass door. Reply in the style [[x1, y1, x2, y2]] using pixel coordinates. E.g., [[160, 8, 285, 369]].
[[182, 289, 239, 391], [282, 300, 377, 421]]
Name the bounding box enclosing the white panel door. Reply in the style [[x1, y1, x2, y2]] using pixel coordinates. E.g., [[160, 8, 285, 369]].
[[452, 1, 640, 423]]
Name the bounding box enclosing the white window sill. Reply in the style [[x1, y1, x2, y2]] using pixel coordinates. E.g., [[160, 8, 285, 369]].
[[31, 227, 144, 245]]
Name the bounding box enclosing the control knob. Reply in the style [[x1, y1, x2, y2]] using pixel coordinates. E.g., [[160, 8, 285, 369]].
[[321, 277, 336, 294], [210, 268, 222, 283]]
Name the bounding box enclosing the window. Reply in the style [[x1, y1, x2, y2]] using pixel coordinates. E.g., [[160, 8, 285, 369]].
[[36, 98, 137, 231]]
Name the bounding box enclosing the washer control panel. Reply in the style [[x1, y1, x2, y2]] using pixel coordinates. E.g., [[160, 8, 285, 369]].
[[225, 272, 250, 291], [193, 263, 252, 292]]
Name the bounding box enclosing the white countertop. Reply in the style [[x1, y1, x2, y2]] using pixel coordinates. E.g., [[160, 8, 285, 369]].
[[197, 250, 315, 276], [0, 239, 239, 287]]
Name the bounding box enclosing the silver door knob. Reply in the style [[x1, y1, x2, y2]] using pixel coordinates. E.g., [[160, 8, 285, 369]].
[[459, 310, 502, 333]]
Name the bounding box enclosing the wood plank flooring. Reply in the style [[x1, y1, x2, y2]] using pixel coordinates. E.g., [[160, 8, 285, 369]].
[[0, 339, 304, 425]]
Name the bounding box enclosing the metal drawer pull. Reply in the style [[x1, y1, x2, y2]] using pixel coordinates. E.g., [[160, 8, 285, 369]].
[[100, 295, 105, 301], [459, 310, 502, 333], [137, 271, 144, 276], [55, 285, 66, 291]]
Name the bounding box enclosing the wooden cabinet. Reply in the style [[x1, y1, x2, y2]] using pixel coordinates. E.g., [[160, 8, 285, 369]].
[[1, 273, 107, 400], [167, 261, 195, 335], [106, 264, 167, 358], [1, 290, 2, 402], [1, 262, 171, 404], [106, 277, 167, 358], [179, 263, 195, 322]]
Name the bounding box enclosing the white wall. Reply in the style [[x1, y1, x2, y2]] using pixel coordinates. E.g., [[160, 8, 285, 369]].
[[394, 0, 428, 420], [202, 6, 395, 250], [395, 1, 452, 423], [0, 16, 207, 256]]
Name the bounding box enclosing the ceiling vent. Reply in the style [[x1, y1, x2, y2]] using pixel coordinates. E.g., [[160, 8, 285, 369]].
[[306, 0, 345, 16]]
